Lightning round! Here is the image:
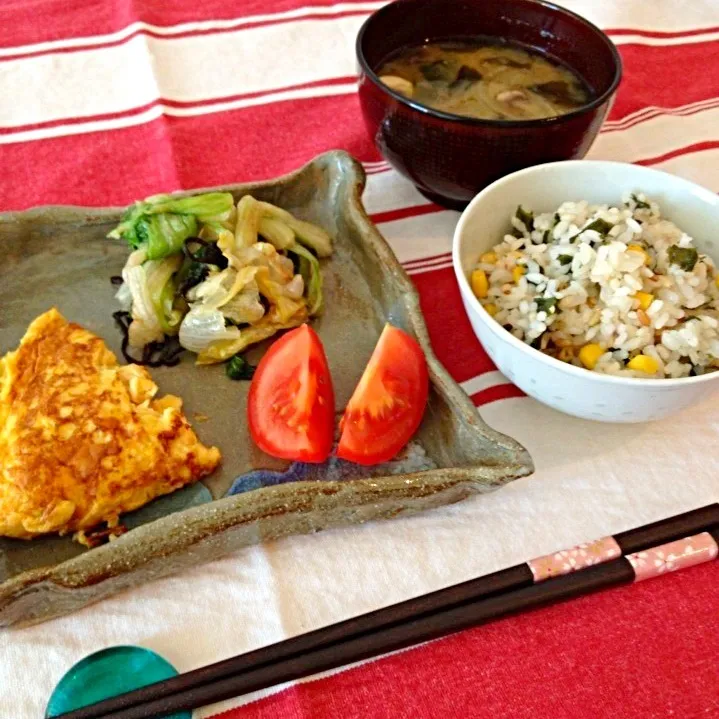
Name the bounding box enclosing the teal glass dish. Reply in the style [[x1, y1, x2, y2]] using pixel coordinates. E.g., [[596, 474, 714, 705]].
[[46, 645, 190, 718]]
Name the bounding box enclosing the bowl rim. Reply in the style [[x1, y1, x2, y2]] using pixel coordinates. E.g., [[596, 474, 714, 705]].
[[355, 0, 623, 129], [452, 159, 719, 388]]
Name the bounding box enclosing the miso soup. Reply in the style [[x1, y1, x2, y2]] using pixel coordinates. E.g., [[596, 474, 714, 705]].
[[376, 39, 592, 121]]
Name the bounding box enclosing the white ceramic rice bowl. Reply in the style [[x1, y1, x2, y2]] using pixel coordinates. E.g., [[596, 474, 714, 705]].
[[453, 161, 719, 422]]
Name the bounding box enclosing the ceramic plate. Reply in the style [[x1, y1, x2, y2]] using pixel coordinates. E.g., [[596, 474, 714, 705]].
[[0, 151, 532, 627]]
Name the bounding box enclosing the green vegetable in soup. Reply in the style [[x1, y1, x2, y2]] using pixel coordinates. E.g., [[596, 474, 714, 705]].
[[668, 245, 699, 271], [450, 65, 482, 88], [420, 60, 454, 82], [558, 254, 573, 265]]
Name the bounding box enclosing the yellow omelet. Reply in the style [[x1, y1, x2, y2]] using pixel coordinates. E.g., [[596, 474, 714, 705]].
[[0, 308, 221, 543]]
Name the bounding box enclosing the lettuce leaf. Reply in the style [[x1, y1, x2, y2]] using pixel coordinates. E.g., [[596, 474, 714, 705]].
[[108, 192, 235, 259], [138, 213, 198, 260], [143, 192, 234, 222]]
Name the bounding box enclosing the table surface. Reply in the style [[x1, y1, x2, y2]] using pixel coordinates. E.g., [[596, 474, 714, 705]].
[[1, 1, 718, 717]]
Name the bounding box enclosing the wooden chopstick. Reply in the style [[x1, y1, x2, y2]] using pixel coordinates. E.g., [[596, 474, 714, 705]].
[[54, 504, 719, 719], [64, 525, 719, 719]]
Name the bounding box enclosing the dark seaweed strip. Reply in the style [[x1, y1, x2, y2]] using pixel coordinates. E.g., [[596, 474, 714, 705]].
[[420, 60, 454, 82], [178, 262, 209, 297], [450, 65, 482, 88], [113, 310, 132, 331], [183, 237, 228, 268], [112, 310, 185, 367]]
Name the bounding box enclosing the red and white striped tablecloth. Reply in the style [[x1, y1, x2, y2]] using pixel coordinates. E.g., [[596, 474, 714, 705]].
[[2, 2, 719, 717]]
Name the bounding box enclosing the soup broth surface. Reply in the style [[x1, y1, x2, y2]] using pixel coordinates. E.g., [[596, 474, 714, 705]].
[[377, 39, 592, 121]]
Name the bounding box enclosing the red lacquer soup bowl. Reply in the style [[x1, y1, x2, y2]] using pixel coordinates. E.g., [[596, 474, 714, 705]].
[[356, 0, 622, 209]]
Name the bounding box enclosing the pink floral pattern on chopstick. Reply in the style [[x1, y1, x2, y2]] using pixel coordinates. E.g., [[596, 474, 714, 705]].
[[627, 532, 719, 582], [528, 537, 622, 582]]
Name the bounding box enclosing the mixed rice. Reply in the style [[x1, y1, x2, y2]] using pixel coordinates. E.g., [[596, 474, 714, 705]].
[[471, 193, 719, 378]]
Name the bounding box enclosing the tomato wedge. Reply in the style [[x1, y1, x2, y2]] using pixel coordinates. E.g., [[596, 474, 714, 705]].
[[338, 324, 428, 466], [248, 324, 335, 463]]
